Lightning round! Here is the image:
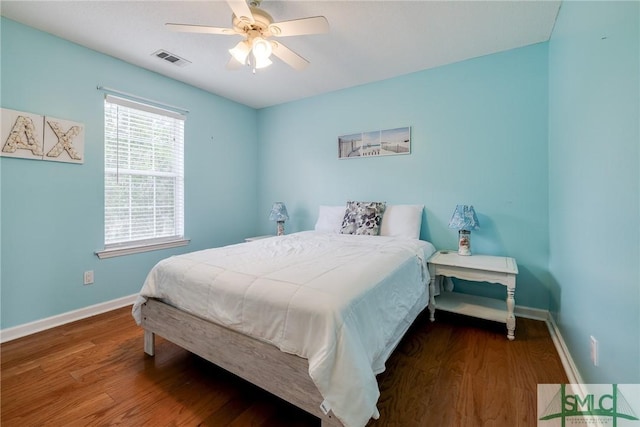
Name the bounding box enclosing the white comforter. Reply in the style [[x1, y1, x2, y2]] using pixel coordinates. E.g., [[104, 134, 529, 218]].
[[132, 231, 435, 427]]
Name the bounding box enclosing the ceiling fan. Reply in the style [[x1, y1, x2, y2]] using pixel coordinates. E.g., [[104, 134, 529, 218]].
[[165, 0, 329, 72]]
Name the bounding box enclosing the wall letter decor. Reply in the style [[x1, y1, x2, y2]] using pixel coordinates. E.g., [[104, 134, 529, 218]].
[[1, 108, 84, 163], [1, 109, 44, 160], [44, 117, 84, 163]]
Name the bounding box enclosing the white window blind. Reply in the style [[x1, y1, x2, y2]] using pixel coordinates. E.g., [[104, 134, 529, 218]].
[[104, 95, 185, 248]]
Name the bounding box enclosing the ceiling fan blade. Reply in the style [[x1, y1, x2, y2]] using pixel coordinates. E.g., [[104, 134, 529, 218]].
[[269, 16, 329, 37], [165, 23, 236, 35], [271, 41, 309, 71], [226, 0, 254, 24]]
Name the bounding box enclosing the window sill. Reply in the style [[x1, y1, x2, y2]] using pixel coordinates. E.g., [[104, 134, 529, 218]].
[[95, 238, 190, 259]]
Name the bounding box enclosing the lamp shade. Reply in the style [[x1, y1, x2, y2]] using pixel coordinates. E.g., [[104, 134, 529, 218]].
[[269, 202, 289, 222], [254, 55, 273, 69], [229, 40, 251, 65], [448, 205, 479, 231]]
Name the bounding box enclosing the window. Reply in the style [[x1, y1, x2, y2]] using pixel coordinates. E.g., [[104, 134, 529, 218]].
[[99, 95, 186, 258]]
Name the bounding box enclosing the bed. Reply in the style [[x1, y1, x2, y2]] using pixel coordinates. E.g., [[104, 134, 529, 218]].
[[132, 204, 435, 427]]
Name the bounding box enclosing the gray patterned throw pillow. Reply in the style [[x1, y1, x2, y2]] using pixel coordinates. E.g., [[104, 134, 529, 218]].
[[340, 201, 386, 235]]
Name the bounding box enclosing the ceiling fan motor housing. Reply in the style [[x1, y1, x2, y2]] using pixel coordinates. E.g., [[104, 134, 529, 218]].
[[233, 7, 280, 39]]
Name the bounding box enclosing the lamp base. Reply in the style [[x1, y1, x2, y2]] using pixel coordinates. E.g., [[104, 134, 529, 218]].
[[457, 229, 471, 256], [276, 221, 285, 236]]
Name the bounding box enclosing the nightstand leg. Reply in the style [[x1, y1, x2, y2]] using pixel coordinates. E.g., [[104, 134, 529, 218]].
[[428, 275, 437, 322], [506, 287, 516, 340]]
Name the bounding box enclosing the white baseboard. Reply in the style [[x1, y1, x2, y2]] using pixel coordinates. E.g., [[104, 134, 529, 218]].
[[510, 305, 582, 385], [0, 294, 138, 343], [515, 304, 548, 321], [545, 312, 584, 385]]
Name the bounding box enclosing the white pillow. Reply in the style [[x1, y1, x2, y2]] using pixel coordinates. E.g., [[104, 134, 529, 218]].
[[314, 205, 347, 233], [379, 204, 424, 239]]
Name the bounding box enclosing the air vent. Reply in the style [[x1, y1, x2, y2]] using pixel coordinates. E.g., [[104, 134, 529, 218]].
[[152, 50, 191, 67]]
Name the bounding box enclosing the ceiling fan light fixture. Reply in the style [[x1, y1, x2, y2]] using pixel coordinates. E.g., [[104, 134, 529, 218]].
[[229, 41, 251, 64], [254, 56, 272, 69], [251, 37, 273, 61], [166, 0, 328, 73]]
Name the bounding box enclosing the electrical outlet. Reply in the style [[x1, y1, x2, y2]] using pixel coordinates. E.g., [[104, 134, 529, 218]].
[[590, 335, 598, 366], [83, 270, 94, 285]]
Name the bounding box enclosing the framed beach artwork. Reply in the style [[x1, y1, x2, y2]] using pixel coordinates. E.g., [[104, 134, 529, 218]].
[[338, 126, 411, 159]]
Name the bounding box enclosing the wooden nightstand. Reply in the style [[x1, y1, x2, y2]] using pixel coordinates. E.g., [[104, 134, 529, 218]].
[[427, 250, 519, 340]]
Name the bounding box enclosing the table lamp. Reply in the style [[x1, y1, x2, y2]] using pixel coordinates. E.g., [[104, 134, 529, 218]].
[[448, 205, 479, 256], [269, 202, 289, 236]]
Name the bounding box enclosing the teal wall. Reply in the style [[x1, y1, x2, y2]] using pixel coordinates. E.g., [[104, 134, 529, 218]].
[[548, 1, 639, 383], [0, 18, 259, 328], [3, 2, 638, 386], [257, 44, 551, 309]]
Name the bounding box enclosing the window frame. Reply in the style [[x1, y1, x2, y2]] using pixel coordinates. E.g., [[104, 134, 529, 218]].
[[96, 95, 188, 259]]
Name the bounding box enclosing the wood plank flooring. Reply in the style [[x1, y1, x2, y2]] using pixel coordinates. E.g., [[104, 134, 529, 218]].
[[1, 307, 568, 426]]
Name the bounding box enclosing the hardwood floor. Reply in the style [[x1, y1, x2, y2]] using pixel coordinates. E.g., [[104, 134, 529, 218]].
[[1, 307, 568, 426]]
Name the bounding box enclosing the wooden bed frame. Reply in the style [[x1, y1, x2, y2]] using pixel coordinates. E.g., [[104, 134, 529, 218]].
[[140, 298, 343, 427]]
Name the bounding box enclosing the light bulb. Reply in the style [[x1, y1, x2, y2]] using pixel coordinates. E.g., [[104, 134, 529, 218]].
[[252, 37, 272, 60]]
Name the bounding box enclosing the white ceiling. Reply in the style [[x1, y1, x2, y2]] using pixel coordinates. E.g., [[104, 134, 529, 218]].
[[1, 0, 561, 109]]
